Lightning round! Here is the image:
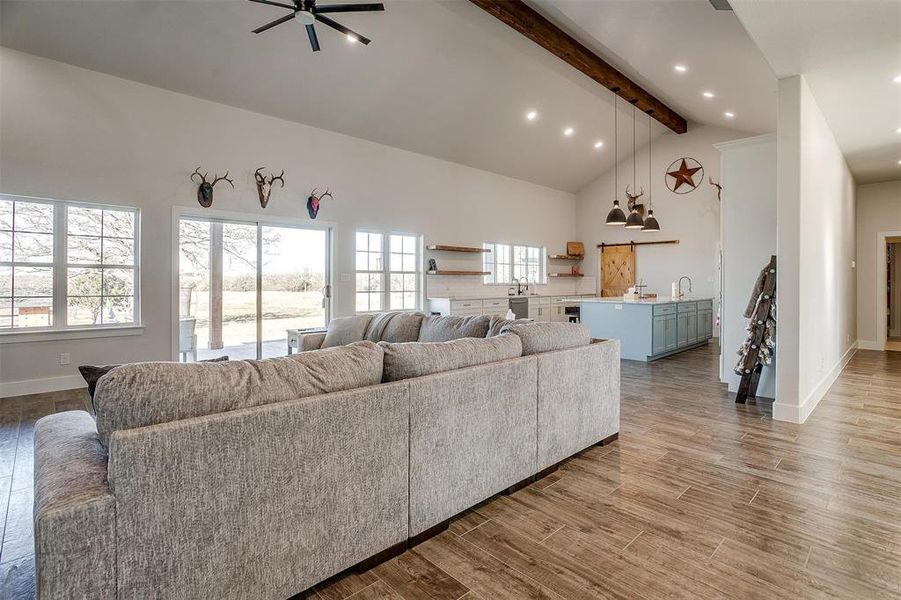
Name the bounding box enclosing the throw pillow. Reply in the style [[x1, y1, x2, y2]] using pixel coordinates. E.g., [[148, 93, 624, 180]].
[[322, 315, 373, 348]]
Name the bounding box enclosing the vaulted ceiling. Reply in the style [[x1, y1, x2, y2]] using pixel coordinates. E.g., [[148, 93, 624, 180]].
[[0, 0, 775, 192]]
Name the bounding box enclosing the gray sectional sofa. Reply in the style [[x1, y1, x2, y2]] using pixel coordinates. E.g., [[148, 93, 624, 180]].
[[33, 313, 620, 600]]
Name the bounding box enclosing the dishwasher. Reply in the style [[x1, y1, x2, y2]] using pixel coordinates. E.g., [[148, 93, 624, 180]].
[[508, 296, 529, 319]]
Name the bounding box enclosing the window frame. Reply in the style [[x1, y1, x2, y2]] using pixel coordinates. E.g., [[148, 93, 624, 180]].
[[483, 241, 546, 285], [0, 194, 142, 340], [355, 229, 422, 314]]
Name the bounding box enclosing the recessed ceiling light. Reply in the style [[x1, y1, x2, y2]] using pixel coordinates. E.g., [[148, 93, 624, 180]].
[[898, 159, 901, 165], [563, 127, 575, 137], [346, 34, 358, 43], [724, 111, 735, 118], [674, 65, 687, 73], [896, 127, 901, 134], [594, 141, 604, 149], [894, 74, 901, 83], [703, 91, 715, 98], [526, 110, 537, 121]]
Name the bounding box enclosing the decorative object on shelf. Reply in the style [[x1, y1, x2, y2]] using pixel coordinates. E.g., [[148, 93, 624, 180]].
[[665, 157, 704, 194], [248, 0, 384, 53], [571, 265, 582, 276], [566, 241, 584, 257], [427, 258, 438, 271], [606, 93, 627, 226], [624, 105, 645, 229], [734, 255, 777, 404], [642, 113, 661, 232], [709, 176, 723, 201], [191, 168, 234, 208], [306, 187, 332, 219], [254, 168, 285, 208]]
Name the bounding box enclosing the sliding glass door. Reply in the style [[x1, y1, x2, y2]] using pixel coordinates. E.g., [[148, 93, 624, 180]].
[[178, 216, 329, 361]]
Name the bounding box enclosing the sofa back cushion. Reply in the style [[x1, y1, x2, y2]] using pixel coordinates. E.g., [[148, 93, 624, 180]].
[[486, 316, 531, 337], [417, 314, 490, 343], [500, 322, 591, 355], [322, 315, 373, 348], [93, 342, 384, 448], [364, 311, 425, 343], [380, 333, 522, 382]]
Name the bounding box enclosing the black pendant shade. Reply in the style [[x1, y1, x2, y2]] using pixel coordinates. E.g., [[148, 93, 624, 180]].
[[625, 209, 645, 229], [641, 209, 660, 232], [606, 200, 627, 225]]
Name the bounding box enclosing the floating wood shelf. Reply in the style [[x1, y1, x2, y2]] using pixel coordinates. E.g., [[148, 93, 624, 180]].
[[426, 245, 490, 253], [427, 270, 491, 276], [548, 254, 584, 260], [548, 273, 585, 278]]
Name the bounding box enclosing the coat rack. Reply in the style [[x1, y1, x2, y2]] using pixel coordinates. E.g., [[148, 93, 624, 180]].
[[735, 255, 776, 404]]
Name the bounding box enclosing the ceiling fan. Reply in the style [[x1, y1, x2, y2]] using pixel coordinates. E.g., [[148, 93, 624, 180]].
[[248, 0, 384, 52]]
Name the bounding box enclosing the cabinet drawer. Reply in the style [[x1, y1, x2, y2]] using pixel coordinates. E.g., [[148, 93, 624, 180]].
[[698, 300, 713, 311], [677, 302, 697, 314], [483, 298, 508, 309], [451, 300, 482, 311], [528, 297, 551, 307], [653, 304, 676, 316], [551, 296, 571, 304]]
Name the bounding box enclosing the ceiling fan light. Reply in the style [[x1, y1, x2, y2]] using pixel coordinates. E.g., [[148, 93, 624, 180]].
[[641, 210, 660, 232], [296, 10, 316, 25], [606, 200, 627, 225], [625, 209, 645, 229]]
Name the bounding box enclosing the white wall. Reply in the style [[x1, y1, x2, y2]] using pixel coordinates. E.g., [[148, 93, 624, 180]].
[[575, 118, 752, 327], [856, 180, 901, 347], [716, 134, 777, 398], [774, 75, 857, 424], [0, 48, 584, 393]]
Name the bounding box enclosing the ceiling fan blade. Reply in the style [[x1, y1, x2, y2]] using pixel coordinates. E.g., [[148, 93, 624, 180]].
[[314, 3, 385, 13], [247, 0, 297, 11], [314, 14, 371, 44], [252, 12, 296, 34], [306, 24, 321, 51]]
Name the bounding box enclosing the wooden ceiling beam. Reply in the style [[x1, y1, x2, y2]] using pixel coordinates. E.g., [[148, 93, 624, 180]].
[[469, 0, 688, 134]]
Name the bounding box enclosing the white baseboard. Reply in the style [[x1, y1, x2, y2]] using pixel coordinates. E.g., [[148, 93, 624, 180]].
[[0, 374, 86, 399], [857, 339, 882, 351], [772, 342, 858, 424]]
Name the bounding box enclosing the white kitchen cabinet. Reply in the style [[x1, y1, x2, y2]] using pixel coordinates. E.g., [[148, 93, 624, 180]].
[[528, 297, 552, 322]]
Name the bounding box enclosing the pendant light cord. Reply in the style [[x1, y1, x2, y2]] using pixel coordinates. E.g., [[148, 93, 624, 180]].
[[632, 104, 636, 194], [613, 93, 618, 202], [648, 113, 652, 212]]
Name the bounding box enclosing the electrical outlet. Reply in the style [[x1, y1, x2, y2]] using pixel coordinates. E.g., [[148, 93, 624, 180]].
[[59, 352, 70, 366]]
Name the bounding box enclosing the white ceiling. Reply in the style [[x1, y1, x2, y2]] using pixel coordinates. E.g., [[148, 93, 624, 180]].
[[0, 0, 774, 192], [731, 0, 901, 185]]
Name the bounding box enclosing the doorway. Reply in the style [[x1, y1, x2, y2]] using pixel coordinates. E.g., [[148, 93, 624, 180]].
[[887, 237, 901, 352], [177, 216, 330, 361]]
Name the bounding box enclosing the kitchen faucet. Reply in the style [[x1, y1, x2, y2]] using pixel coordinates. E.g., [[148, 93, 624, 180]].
[[678, 276, 692, 298], [514, 277, 529, 295]]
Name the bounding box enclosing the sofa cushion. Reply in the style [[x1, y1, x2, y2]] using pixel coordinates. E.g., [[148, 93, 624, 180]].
[[93, 341, 383, 448], [364, 311, 425, 343], [486, 316, 531, 338], [500, 322, 591, 355], [380, 333, 522, 382], [417, 314, 491, 343], [322, 315, 373, 348]]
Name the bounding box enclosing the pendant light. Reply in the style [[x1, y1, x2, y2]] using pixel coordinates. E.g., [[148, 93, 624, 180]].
[[642, 112, 660, 232], [624, 103, 645, 229], [605, 93, 627, 226]]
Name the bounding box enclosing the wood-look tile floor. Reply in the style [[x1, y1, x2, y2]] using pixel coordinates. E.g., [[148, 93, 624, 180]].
[[3, 344, 901, 599]]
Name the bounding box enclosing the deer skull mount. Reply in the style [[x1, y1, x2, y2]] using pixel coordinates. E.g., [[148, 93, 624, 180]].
[[625, 185, 645, 217], [307, 188, 333, 220], [191, 168, 234, 208], [254, 168, 285, 208]]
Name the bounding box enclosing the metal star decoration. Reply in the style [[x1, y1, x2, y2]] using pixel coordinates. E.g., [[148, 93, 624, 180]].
[[666, 158, 704, 193]]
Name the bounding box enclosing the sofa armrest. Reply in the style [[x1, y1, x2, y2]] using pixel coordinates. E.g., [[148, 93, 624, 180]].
[[34, 411, 116, 600], [300, 331, 326, 351]]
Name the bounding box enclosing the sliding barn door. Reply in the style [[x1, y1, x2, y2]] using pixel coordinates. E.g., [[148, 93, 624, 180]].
[[600, 246, 635, 297]]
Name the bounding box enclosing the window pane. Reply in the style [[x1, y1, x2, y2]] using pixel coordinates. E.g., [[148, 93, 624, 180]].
[[368, 292, 382, 311], [103, 268, 135, 296], [402, 236, 415, 253], [14, 232, 54, 262], [0, 200, 12, 230], [390, 252, 403, 271], [368, 252, 382, 271], [390, 292, 403, 309], [0, 231, 11, 262], [369, 273, 383, 292], [14, 297, 53, 328], [68, 236, 102, 264], [390, 235, 402, 253], [404, 273, 416, 291], [103, 237, 135, 265], [403, 254, 415, 272], [68, 268, 102, 296], [102, 296, 134, 324], [368, 233, 382, 250], [15, 202, 53, 233], [355, 231, 368, 251], [0, 267, 10, 296], [103, 210, 135, 238], [356, 293, 369, 312], [67, 206, 103, 236], [68, 296, 101, 325], [356, 251, 368, 271], [13, 266, 53, 296], [389, 273, 402, 291]]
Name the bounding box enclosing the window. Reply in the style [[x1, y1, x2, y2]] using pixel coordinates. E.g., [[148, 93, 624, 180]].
[[355, 231, 421, 312], [483, 242, 546, 285], [0, 195, 139, 332]]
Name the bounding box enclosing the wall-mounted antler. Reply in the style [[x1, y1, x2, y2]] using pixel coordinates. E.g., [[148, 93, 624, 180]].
[[191, 167, 234, 208], [254, 167, 285, 208], [625, 185, 645, 215], [307, 187, 333, 220], [709, 176, 722, 201]]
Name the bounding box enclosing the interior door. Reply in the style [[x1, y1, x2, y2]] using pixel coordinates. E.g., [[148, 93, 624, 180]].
[[600, 246, 635, 297]]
